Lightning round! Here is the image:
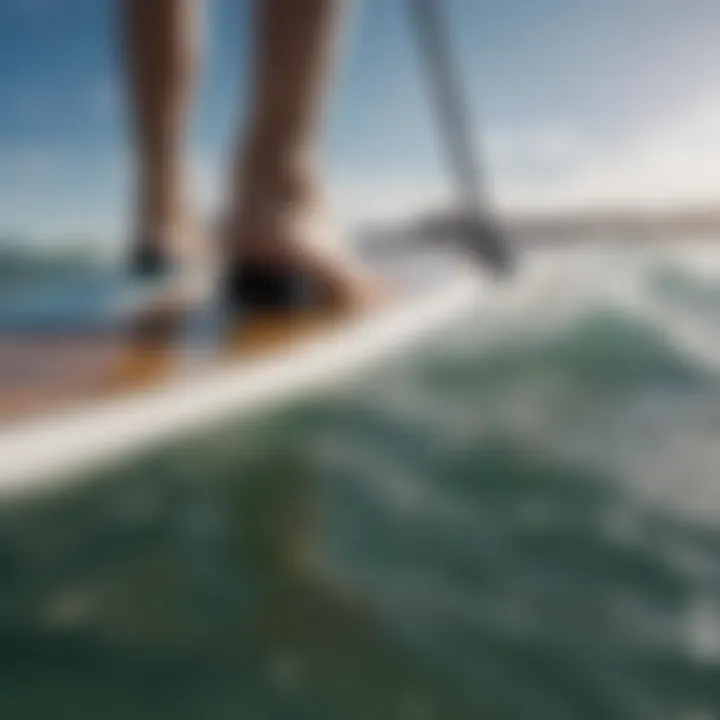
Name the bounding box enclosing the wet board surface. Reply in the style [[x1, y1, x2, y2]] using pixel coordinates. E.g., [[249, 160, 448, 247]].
[[0, 244, 486, 497]]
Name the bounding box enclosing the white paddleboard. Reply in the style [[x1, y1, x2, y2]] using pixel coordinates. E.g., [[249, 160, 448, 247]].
[[0, 243, 488, 500]]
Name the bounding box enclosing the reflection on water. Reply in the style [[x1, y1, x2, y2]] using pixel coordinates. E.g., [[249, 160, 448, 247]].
[[2, 242, 720, 718]]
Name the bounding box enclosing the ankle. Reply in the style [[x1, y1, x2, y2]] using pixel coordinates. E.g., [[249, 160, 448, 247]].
[[238, 135, 320, 203]]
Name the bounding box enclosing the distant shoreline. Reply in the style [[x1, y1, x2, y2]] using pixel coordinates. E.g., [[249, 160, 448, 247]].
[[408, 204, 720, 243], [4, 204, 720, 266]]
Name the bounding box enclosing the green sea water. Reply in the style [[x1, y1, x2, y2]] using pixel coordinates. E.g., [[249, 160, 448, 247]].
[[2, 242, 720, 719]]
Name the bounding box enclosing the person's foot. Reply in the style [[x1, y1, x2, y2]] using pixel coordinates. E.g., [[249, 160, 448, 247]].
[[128, 221, 215, 308], [130, 241, 174, 282], [129, 223, 183, 281], [223, 179, 380, 313]]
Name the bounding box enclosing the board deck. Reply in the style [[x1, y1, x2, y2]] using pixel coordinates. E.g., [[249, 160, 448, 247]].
[[0, 308, 352, 425], [0, 245, 486, 497]]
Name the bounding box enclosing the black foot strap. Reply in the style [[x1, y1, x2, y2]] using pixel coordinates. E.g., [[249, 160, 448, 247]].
[[224, 263, 319, 312], [130, 245, 171, 280]]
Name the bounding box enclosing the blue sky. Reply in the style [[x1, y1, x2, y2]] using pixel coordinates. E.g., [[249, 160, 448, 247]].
[[3, 0, 720, 245]]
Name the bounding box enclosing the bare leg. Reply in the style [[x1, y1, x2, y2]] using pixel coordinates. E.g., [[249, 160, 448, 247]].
[[227, 0, 375, 307], [124, 0, 201, 269]]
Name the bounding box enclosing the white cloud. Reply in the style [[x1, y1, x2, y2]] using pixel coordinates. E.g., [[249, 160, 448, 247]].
[[330, 177, 449, 226], [7, 94, 720, 246], [326, 96, 720, 223], [488, 97, 720, 214]]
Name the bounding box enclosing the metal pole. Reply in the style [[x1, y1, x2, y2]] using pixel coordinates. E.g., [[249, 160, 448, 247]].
[[408, 0, 512, 272]]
